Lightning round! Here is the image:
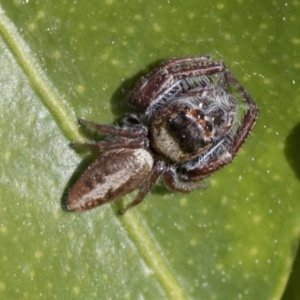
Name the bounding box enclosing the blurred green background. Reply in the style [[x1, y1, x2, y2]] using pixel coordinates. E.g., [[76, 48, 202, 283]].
[[0, 1, 300, 299]]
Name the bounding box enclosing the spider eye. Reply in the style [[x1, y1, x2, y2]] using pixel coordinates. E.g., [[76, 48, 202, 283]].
[[195, 110, 205, 120], [205, 121, 213, 132]]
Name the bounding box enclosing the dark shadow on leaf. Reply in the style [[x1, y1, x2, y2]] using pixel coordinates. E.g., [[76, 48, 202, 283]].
[[152, 184, 171, 195], [284, 122, 300, 181], [281, 237, 300, 300]]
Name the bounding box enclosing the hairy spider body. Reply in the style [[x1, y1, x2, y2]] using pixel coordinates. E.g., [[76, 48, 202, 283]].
[[66, 56, 259, 214]]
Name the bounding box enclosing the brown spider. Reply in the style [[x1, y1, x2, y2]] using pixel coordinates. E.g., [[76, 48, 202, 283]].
[[65, 55, 259, 214]]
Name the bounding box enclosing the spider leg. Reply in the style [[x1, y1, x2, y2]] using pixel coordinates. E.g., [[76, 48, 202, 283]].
[[163, 166, 208, 193], [119, 161, 165, 214], [78, 118, 147, 138], [181, 151, 234, 181], [71, 137, 149, 152], [163, 55, 212, 65], [166, 61, 225, 78], [72, 118, 149, 152], [224, 70, 259, 155]]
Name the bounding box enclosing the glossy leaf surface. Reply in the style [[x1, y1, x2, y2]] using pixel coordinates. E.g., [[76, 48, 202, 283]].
[[0, 1, 300, 299]]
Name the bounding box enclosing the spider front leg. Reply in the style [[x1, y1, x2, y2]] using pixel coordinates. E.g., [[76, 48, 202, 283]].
[[184, 120, 257, 182], [181, 90, 259, 182], [129, 57, 227, 112], [181, 150, 234, 182], [163, 166, 208, 193], [162, 57, 225, 77], [224, 70, 259, 154]]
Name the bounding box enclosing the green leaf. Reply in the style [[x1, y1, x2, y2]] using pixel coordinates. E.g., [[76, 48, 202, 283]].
[[0, 1, 300, 299]]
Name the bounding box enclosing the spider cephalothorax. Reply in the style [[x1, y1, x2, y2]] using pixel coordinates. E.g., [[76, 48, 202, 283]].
[[66, 55, 259, 214]]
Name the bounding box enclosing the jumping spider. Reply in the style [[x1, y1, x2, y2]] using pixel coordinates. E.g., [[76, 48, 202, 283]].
[[66, 55, 259, 214]]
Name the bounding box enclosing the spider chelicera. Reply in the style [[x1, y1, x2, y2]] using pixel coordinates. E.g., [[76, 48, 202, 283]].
[[66, 55, 259, 214]]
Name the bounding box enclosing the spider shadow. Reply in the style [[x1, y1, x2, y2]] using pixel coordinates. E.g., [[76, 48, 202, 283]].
[[110, 58, 166, 118], [281, 236, 300, 300], [281, 122, 300, 299], [284, 122, 300, 182]]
